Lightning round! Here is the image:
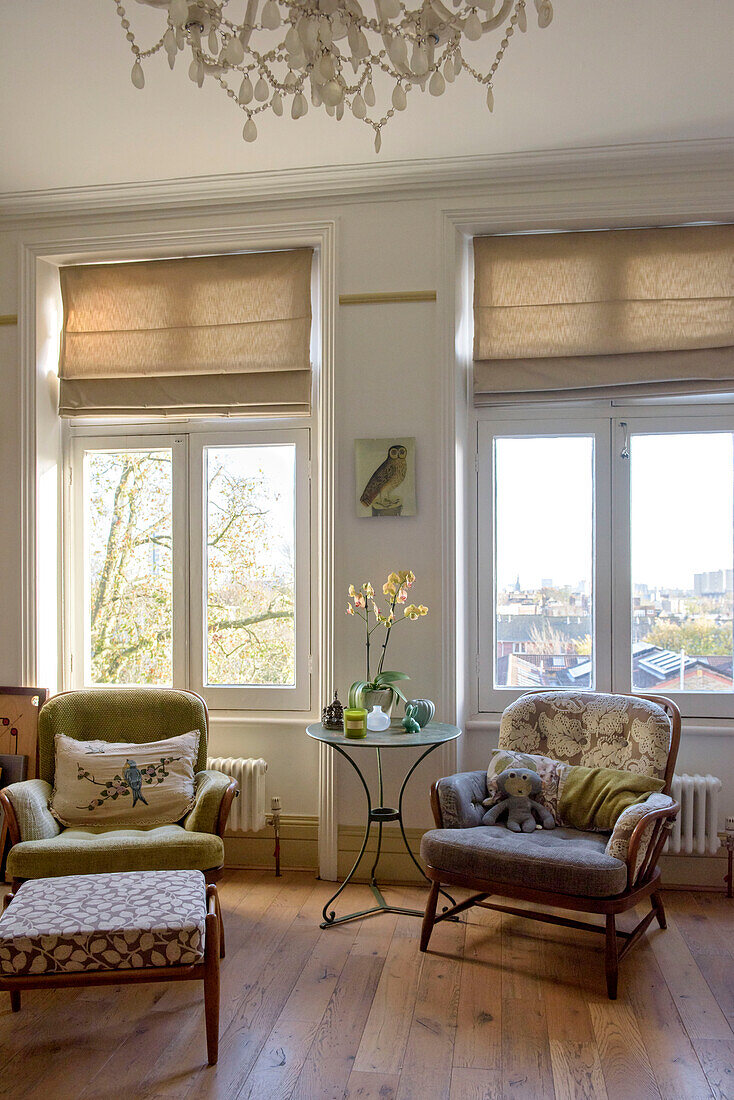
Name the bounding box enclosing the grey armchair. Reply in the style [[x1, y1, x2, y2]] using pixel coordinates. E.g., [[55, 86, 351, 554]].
[[419, 690, 681, 999]]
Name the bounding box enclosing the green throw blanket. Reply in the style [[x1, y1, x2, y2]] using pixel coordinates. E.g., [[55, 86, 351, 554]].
[[558, 766, 665, 832]]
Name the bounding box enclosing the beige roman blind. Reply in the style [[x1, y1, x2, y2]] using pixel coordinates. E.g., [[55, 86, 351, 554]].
[[58, 248, 314, 417], [473, 225, 734, 402]]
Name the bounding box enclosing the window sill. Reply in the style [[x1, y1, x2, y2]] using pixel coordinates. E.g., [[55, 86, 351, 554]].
[[209, 710, 320, 728]]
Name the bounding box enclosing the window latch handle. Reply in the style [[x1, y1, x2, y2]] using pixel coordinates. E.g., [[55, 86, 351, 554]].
[[620, 421, 630, 460]]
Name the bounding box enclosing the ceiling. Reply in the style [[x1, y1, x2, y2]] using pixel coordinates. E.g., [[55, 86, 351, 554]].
[[1, 0, 733, 196]]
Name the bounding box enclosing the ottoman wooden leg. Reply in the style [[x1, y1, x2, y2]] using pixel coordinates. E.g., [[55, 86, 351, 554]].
[[10, 990, 20, 1012], [214, 890, 225, 959], [204, 898, 220, 1065]]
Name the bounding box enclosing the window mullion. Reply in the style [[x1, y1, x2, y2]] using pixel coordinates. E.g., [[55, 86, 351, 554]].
[[610, 417, 632, 695], [171, 434, 190, 691]]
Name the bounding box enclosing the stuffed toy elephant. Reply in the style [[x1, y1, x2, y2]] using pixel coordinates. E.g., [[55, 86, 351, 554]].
[[481, 767, 555, 833]]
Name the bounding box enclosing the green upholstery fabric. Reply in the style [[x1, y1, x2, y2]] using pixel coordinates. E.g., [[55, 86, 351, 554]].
[[558, 765, 664, 832], [1, 689, 234, 883], [184, 770, 232, 834], [38, 688, 208, 784], [6, 824, 224, 880], [4, 780, 61, 841]]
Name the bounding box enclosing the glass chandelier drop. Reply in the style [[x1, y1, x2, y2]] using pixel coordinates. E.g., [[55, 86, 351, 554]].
[[119, 0, 553, 152]]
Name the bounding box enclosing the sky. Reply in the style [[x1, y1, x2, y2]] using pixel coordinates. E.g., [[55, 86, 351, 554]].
[[493, 431, 734, 593]]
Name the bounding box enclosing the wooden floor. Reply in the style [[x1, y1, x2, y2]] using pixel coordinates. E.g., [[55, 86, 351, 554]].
[[1, 871, 733, 1100]]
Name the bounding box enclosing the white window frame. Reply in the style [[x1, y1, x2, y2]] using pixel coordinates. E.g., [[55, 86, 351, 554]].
[[475, 403, 734, 721], [611, 409, 734, 720], [189, 428, 311, 711], [476, 415, 612, 715], [67, 421, 311, 712]]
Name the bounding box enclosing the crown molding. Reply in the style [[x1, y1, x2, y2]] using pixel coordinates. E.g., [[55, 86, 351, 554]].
[[1, 137, 733, 226]]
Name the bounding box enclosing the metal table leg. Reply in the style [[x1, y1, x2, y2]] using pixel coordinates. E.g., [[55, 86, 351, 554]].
[[320, 740, 455, 928]]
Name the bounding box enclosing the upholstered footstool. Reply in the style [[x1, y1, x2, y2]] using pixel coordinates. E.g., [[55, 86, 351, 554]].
[[0, 869, 221, 1065]]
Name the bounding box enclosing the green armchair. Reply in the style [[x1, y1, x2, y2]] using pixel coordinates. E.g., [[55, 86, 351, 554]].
[[0, 687, 237, 886]]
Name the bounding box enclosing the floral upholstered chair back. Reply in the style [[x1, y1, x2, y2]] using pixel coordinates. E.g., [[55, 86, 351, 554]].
[[498, 691, 673, 785]]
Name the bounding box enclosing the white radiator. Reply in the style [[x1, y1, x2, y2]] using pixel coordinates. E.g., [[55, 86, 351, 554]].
[[665, 773, 721, 856], [207, 756, 268, 833]]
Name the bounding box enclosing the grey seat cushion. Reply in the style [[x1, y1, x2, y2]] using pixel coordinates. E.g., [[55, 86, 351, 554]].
[[420, 825, 627, 898]]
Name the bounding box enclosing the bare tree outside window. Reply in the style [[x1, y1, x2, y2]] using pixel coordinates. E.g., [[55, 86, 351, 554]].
[[86, 449, 173, 685], [84, 444, 296, 688], [205, 445, 295, 687]]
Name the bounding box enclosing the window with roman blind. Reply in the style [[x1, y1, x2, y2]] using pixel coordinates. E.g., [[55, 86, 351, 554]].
[[62, 248, 315, 711], [472, 225, 734, 719], [59, 248, 313, 417]]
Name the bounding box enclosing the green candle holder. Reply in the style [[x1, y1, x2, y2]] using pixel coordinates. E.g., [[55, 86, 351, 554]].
[[343, 707, 368, 738]]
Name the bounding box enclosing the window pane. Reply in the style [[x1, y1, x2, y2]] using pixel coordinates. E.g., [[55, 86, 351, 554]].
[[205, 444, 296, 686], [84, 449, 173, 685], [631, 432, 734, 693], [494, 436, 594, 689]]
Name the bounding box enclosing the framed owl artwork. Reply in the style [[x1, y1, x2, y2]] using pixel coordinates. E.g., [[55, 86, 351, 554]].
[[355, 437, 417, 518]]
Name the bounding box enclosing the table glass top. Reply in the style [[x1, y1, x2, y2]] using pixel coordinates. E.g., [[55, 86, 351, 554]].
[[306, 720, 461, 748]]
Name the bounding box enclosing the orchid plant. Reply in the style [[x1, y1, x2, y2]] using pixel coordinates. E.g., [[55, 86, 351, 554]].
[[346, 570, 428, 709]]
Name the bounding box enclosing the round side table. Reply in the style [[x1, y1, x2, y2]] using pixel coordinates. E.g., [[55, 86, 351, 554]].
[[306, 721, 461, 928]]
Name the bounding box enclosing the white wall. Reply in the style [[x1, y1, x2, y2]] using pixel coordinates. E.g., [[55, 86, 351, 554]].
[[1, 144, 733, 837]]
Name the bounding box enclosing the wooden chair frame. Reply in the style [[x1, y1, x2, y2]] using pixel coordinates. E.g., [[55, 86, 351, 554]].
[[420, 691, 682, 1000], [1, 883, 221, 1065], [0, 686, 48, 880]]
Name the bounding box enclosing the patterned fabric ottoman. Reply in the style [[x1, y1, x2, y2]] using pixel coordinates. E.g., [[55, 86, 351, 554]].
[[0, 869, 221, 1065]]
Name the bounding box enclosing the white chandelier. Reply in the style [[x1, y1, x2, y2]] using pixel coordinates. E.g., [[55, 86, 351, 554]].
[[119, 0, 553, 151]]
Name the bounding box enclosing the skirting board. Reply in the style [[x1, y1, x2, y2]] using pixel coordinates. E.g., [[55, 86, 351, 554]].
[[222, 817, 730, 891], [224, 814, 318, 872]]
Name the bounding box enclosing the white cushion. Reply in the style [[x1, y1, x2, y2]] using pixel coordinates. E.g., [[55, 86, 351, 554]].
[[50, 730, 199, 827]]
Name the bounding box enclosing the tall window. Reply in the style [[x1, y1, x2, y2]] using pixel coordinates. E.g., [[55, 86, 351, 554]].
[[477, 409, 734, 719], [70, 427, 311, 711]]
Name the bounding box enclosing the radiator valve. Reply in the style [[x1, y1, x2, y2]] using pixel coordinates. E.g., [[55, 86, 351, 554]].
[[267, 796, 282, 877]]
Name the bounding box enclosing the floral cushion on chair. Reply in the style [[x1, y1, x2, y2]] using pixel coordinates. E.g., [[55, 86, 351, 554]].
[[49, 730, 200, 827], [0, 869, 206, 976]]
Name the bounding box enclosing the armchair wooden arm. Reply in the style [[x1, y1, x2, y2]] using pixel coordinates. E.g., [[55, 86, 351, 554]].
[[0, 788, 20, 847], [626, 799, 679, 890], [215, 779, 238, 838]]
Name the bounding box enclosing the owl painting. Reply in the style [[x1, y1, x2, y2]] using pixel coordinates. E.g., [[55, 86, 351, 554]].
[[355, 438, 416, 517]]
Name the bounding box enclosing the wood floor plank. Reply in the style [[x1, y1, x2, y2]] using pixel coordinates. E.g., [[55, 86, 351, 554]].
[[277, 909, 360, 1025], [453, 908, 502, 1071], [668, 893, 733, 958], [0, 986, 142, 1100], [395, 914, 465, 1100], [538, 924, 597, 1044], [189, 885, 325, 1099], [235, 1015, 321, 1100], [590, 1001, 661, 1100], [502, 993, 554, 1100], [500, 914, 554, 1100], [139, 874, 319, 1099], [353, 922, 423, 1074], [290, 953, 384, 1100], [692, 1038, 734, 1100], [626, 939, 714, 1100], [345, 1070, 400, 1099], [549, 1040, 608, 1100], [448, 1067, 503, 1099], [649, 918, 734, 1040]]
